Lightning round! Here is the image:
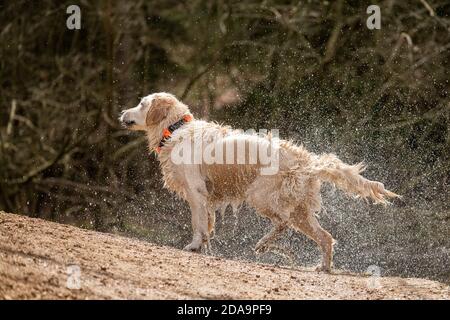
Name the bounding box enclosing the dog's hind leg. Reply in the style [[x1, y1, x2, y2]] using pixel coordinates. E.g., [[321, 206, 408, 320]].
[[290, 205, 335, 273], [254, 222, 287, 254]]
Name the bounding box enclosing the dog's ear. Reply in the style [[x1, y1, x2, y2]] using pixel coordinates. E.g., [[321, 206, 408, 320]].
[[146, 95, 176, 126]]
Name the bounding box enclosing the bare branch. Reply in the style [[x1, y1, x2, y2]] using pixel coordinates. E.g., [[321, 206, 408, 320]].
[[419, 0, 435, 17], [6, 99, 16, 136]]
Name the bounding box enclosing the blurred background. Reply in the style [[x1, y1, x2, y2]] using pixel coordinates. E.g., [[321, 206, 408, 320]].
[[0, 0, 449, 283]]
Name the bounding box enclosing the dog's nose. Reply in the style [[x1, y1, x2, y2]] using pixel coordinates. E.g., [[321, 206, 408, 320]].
[[120, 112, 136, 127]]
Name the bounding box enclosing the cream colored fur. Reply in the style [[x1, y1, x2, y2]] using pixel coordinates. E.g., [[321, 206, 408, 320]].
[[120, 92, 400, 272]]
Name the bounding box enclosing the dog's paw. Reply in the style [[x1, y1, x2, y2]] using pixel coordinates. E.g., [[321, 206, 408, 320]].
[[183, 242, 202, 253], [315, 264, 332, 273]]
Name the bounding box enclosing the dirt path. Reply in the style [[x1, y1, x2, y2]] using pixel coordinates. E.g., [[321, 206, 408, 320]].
[[0, 211, 448, 300]]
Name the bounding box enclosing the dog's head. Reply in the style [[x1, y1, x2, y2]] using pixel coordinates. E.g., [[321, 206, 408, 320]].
[[119, 92, 189, 131]]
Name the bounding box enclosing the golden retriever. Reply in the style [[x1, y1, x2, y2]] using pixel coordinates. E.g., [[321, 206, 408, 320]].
[[120, 92, 399, 272]]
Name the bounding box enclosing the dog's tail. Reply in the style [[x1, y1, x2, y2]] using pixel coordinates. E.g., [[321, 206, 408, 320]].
[[312, 153, 400, 205]]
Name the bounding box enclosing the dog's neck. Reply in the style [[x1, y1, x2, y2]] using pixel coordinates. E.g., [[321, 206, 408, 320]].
[[146, 112, 194, 153]]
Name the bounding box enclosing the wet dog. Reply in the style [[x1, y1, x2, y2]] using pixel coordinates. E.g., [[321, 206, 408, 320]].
[[120, 92, 399, 272]]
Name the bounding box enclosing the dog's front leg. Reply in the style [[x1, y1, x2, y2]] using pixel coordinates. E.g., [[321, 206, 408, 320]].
[[184, 197, 209, 252], [182, 171, 210, 252], [184, 166, 209, 252]]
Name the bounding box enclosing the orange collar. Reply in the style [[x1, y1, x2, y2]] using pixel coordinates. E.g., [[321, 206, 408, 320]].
[[154, 114, 193, 154]]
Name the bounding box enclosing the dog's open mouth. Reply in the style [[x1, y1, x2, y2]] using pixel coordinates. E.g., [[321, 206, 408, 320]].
[[122, 120, 136, 127]]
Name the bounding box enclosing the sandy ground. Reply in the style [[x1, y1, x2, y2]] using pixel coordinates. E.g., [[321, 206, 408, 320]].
[[0, 211, 448, 300]]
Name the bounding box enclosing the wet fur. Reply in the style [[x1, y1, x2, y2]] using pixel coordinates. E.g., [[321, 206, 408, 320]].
[[121, 92, 400, 272]]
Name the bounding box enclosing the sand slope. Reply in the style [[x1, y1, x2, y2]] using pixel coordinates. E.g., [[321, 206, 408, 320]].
[[0, 211, 448, 300]]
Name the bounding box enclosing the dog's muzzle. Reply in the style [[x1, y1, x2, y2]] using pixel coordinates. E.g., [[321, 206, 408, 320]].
[[122, 120, 136, 127], [119, 112, 136, 127]]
